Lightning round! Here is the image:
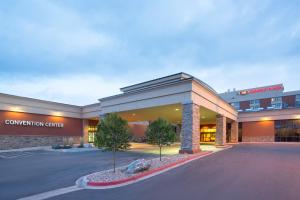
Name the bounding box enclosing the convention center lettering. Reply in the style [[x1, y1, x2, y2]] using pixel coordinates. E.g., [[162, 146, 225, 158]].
[[4, 120, 64, 128]]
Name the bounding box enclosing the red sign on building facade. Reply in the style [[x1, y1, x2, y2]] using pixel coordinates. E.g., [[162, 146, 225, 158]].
[[239, 85, 284, 95]]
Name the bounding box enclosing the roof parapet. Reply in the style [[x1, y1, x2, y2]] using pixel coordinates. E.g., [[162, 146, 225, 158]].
[[119, 72, 217, 95], [120, 73, 191, 93]]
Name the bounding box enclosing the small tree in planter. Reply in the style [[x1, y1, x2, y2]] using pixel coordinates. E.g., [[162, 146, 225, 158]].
[[94, 113, 131, 172], [146, 118, 176, 161]]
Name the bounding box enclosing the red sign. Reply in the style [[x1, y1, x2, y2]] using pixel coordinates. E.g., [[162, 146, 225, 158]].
[[239, 85, 284, 95]]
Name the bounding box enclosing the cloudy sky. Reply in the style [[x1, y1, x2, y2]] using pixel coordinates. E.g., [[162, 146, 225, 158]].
[[0, 0, 300, 105]]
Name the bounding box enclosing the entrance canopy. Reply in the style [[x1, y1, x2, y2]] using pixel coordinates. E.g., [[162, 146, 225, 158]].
[[99, 73, 238, 153], [117, 104, 182, 124], [99, 73, 237, 121], [117, 104, 219, 125]]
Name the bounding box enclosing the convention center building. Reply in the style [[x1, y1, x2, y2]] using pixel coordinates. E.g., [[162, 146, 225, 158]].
[[1, 73, 299, 151]]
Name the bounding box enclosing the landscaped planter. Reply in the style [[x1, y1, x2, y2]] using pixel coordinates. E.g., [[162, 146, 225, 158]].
[[85, 151, 213, 187]]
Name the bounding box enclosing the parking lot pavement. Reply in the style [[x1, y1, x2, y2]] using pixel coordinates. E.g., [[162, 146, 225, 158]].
[[50, 143, 300, 200], [0, 149, 157, 200], [0, 151, 34, 159]]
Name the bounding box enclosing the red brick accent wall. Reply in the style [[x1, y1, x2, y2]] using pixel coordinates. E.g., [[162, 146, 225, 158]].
[[242, 121, 275, 142], [0, 110, 83, 136], [128, 124, 148, 137], [88, 120, 99, 126], [283, 95, 296, 107], [260, 98, 271, 109], [240, 101, 250, 110]]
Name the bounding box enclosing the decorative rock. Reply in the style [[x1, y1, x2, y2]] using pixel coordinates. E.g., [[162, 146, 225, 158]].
[[126, 159, 151, 174]]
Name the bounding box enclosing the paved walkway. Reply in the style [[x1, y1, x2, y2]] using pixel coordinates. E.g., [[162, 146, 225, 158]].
[[129, 142, 223, 155]]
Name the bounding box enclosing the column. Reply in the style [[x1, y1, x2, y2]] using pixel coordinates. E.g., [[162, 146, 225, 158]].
[[230, 121, 239, 143], [215, 114, 226, 146], [179, 103, 200, 154]]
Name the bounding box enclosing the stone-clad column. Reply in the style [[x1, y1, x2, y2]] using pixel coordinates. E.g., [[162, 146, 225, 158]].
[[215, 115, 226, 146], [179, 103, 200, 154], [230, 121, 238, 143]]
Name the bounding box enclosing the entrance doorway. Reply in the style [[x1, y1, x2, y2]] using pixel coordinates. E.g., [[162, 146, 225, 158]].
[[200, 125, 216, 143]]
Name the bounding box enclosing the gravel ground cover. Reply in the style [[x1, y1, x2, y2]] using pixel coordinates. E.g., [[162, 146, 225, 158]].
[[87, 153, 206, 183]]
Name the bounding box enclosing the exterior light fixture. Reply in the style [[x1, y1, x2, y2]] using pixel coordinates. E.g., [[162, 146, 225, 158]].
[[10, 106, 23, 112], [51, 111, 63, 117], [261, 117, 271, 121], [175, 108, 180, 111]]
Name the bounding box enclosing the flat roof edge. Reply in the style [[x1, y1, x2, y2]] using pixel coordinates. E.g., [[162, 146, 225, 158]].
[[120, 72, 190, 93]]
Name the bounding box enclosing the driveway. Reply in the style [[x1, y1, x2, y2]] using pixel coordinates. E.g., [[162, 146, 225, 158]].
[[49, 143, 300, 200], [0, 149, 157, 200]]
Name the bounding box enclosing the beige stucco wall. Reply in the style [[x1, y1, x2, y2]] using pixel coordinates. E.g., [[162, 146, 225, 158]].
[[238, 108, 300, 122], [0, 93, 82, 118], [191, 81, 237, 121], [100, 81, 193, 114]]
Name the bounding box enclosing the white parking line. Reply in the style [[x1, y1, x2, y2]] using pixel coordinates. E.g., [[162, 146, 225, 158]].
[[17, 186, 82, 200], [0, 152, 33, 159]]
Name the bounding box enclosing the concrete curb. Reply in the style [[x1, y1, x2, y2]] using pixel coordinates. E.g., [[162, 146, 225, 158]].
[[241, 142, 300, 145]]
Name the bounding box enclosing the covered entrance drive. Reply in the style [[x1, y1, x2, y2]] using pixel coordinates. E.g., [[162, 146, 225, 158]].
[[99, 73, 238, 153]]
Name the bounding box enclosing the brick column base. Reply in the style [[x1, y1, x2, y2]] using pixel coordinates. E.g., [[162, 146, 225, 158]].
[[179, 149, 201, 154]]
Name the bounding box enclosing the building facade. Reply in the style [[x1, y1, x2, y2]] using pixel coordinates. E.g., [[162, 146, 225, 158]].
[[0, 73, 299, 151], [220, 84, 300, 142]]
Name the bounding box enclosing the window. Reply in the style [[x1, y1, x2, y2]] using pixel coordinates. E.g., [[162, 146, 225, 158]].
[[275, 120, 300, 142], [88, 125, 97, 143], [271, 97, 282, 109], [200, 126, 216, 142], [238, 122, 243, 142], [296, 95, 300, 108], [250, 99, 260, 111], [231, 102, 240, 110]]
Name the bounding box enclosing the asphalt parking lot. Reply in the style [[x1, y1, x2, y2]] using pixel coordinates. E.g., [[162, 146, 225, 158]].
[[0, 149, 157, 200], [1, 143, 300, 200], [51, 143, 300, 200]]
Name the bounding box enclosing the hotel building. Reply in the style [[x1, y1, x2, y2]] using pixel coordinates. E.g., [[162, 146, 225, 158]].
[[0, 73, 299, 151]]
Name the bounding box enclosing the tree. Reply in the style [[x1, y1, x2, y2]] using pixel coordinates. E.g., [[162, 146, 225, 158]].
[[94, 113, 131, 172], [146, 118, 176, 161]]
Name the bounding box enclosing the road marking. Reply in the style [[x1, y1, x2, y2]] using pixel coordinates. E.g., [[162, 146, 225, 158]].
[[0, 152, 34, 159], [17, 185, 82, 200]]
